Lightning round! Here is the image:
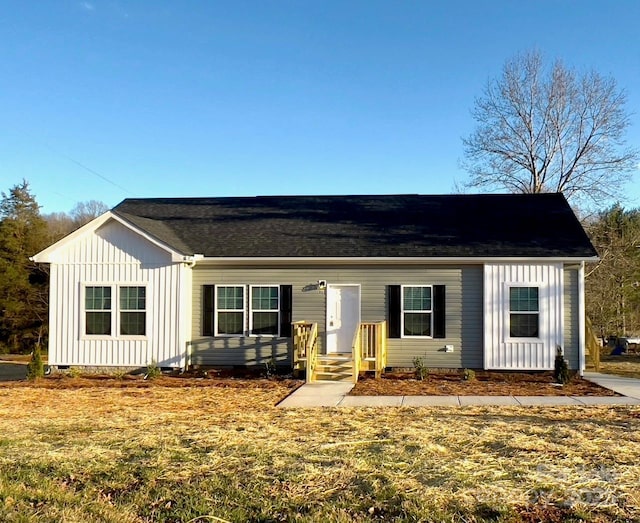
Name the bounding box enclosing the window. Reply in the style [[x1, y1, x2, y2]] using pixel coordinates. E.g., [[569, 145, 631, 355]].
[[120, 286, 146, 335], [84, 285, 146, 337], [402, 286, 432, 337], [85, 286, 112, 335], [203, 284, 293, 337], [216, 286, 245, 335], [509, 287, 539, 338], [250, 286, 279, 336]]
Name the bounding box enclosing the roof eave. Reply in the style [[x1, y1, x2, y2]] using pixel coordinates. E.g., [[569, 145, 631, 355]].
[[191, 255, 599, 266], [31, 211, 187, 263]]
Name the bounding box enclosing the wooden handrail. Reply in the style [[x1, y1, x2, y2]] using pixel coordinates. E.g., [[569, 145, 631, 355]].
[[306, 323, 318, 383], [351, 324, 362, 383], [586, 316, 600, 372], [352, 321, 387, 380], [377, 321, 387, 378]]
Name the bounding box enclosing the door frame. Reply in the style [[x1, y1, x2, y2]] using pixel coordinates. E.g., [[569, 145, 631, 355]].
[[325, 283, 361, 354]]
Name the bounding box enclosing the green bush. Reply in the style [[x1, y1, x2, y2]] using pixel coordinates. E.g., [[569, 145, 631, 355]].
[[412, 356, 429, 381], [145, 360, 162, 380], [264, 357, 277, 379], [554, 346, 570, 384], [26, 344, 44, 380], [462, 368, 476, 381]]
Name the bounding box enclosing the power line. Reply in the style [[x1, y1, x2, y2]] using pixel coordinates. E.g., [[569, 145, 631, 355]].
[[61, 154, 136, 196]]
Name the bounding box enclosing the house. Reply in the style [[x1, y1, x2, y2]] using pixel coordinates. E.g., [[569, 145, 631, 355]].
[[32, 193, 598, 381]]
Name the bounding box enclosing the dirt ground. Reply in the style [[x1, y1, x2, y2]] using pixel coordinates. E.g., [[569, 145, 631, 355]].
[[0, 358, 620, 397], [351, 370, 617, 396]]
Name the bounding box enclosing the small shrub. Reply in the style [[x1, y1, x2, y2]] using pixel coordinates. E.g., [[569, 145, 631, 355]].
[[412, 356, 429, 381], [112, 369, 127, 380], [26, 343, 44, 380], [68, 367, 82, 378], [554, 346, 570, 384], [145, 360, 162, 380], [264, 357, 277, 379], [462, 368, 476, 381]]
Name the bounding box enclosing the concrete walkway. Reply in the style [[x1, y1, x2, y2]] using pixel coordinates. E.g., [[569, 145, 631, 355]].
[[277, 375, 640, 408], [583, 372, 640, 400]]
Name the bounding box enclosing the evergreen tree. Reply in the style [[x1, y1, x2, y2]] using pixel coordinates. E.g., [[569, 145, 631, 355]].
[[0, 181, 49, 353]]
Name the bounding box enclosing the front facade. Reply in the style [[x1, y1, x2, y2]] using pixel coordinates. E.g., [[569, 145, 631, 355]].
[[33, 194, 597, 374]]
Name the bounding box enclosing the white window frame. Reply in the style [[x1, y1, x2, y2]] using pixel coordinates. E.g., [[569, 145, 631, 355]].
[[119, 286, 147, 337], [506, 284, 541, 340], [83, 284, 113, 337], [401, 285, 433, 339], [249, 285, 280, 337], [214, 285, 246, 336], [81, 283, 148, 340]]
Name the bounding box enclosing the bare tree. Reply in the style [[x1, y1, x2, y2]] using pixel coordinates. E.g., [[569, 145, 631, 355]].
[[463, 50, 638, 206], [70, 200, 109, 227]]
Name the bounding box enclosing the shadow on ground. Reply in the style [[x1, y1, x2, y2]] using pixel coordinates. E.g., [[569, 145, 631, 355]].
[[0, 362, 27, 381]]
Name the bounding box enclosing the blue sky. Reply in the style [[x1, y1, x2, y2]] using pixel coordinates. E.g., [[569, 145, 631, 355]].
[[2, 1, 640, 214]]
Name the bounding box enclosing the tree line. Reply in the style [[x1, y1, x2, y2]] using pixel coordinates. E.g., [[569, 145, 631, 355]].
[[2, 49, 639, 353], [0, 180, 108, 353]]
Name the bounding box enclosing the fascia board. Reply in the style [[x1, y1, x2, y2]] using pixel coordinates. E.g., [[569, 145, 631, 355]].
[[31, 211, 186, 263], [31, 211, 113, 262], [193, 256, 599, 266]]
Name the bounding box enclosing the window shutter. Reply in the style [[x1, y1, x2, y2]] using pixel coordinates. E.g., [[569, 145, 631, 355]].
[[388, 285, 401, 338], [433, 285, 446, 339], [279, 285, 293, 337], [203, 285, 215, 336]]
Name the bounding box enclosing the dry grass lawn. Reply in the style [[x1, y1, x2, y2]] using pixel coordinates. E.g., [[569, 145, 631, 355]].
[[598, 354, 640, 379], [1, 380, 640, 522]]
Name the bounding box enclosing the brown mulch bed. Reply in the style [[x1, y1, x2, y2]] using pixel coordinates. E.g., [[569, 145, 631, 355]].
[[0, 369, 302, 391], [350, 370, 618, 396]]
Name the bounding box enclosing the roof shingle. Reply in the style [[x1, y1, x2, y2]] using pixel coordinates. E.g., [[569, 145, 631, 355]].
[[112, 193, 597, 259]]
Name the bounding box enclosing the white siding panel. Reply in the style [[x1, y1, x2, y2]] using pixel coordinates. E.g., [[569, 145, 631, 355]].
[[484, 263, 564, 370], [46, 219, 188, 368]]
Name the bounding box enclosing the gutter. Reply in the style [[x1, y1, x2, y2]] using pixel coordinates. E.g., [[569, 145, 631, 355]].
[[189, 256, 600, 266]]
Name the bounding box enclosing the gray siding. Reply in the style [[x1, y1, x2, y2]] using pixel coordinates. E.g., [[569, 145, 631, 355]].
[[189, 264, 484, 368], [563, 267, 579, 369]]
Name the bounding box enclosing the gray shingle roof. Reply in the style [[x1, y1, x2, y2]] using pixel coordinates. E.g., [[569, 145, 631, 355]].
[[112, 193, 597, 259]]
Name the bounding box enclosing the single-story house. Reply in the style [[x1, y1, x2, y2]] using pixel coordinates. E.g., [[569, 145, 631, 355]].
[[32, 193, 598, 380]]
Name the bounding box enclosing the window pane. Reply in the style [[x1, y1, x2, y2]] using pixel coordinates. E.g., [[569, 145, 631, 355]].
[[120, 287, 145, 310], [251, 312, 278, 335], [251, 286, 278, 310], [86, 312, 111, 335], [120, 312, 146, 336], [510, 313, 539, 337], [217, 286, 244, 310], [403, 287, 431, 311], [86, 286, 111, 310], [218, 312, 244, 334], [510, 287, 538, 312], [404, 312, 432, 336]]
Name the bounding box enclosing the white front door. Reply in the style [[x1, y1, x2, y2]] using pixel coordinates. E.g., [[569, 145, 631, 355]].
[[326, 284, 361, 354]]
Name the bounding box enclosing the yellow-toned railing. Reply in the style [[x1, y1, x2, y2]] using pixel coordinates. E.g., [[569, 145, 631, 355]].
[[354, 321, 387, 379], [292, 321, 319, 382], [376, 321, 387, 378], [586, 316, 600, 372], [351, 325, 362, 383]]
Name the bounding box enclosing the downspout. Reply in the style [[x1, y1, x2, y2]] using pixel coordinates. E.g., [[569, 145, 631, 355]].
[[181, 254, 203, 372], [578, 261, 586, 376]]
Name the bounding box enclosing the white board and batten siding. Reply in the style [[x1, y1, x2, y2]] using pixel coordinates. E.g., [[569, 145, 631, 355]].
[[47, 219, 189, 368], [484, 263, 564, 370]]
